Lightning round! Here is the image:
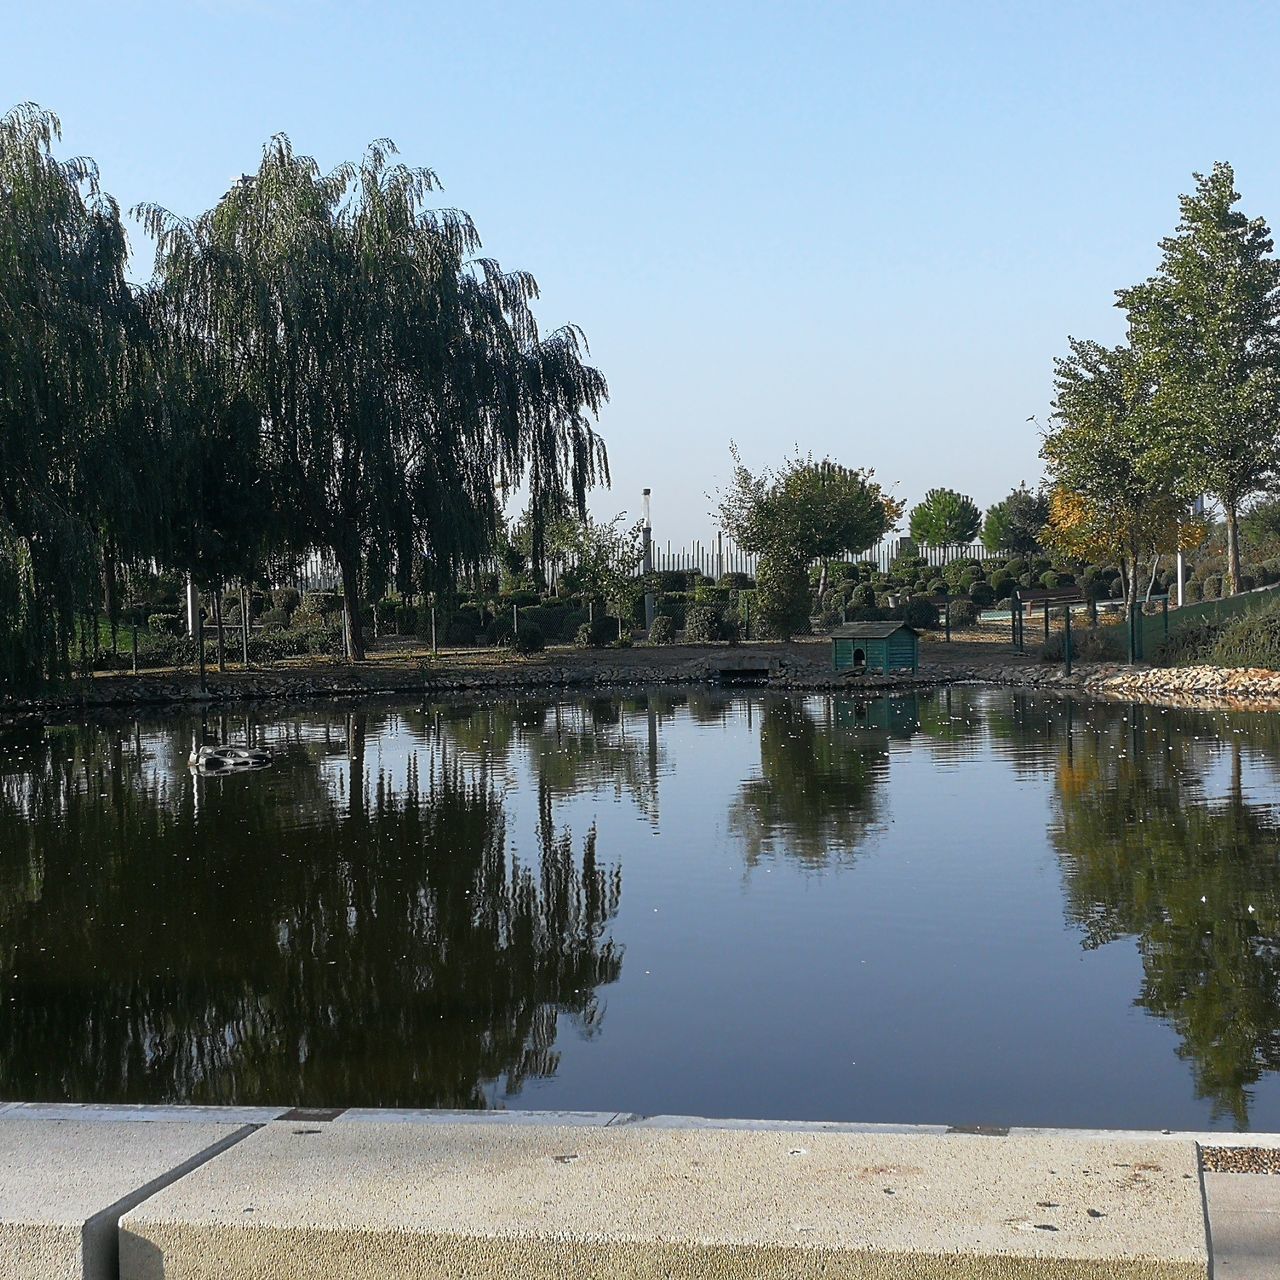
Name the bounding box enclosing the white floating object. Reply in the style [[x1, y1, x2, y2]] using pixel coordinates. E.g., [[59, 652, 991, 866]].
[[189, 745, 274, 774]]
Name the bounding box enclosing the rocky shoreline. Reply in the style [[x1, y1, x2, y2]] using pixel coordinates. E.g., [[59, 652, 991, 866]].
[[4, 650, 1280, 724]]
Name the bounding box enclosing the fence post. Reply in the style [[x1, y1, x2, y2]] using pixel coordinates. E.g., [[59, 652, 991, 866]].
[[944, 597, 951, 643], [1011, 591, 1019, 649], [1127, 606, 1136, 664], [1043, 601, 1050, 647], [1163, 595, 1169, 643], [1064, 608, 1072, 677]]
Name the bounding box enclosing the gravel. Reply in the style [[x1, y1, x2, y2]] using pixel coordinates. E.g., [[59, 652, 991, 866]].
[[1200, 1145, 1280, 1174]]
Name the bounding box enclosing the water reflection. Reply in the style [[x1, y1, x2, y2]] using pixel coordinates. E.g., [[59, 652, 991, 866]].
[[3, 690, 1280, 1127], [0, 714, 621, 1106]]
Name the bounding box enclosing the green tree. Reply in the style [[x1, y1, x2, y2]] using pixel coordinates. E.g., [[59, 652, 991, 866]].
[[0, 103, 156, 688], [1042, 338, 1191, 618], [717, 446, 901, 610], [142, 134, 607, 660], [1119, 163, 1280, 596], [908, 488, 981, 552], [549, 513, 643, 633], [981, 485, 1048, 555]]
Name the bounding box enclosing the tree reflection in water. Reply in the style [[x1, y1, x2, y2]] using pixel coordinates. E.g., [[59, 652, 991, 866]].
[[729, 695, 896, 867], [0, 711, 622, 1107], [930, 688, 1280, 1129]]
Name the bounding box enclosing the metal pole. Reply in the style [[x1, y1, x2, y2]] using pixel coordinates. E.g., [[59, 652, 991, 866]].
[[944, 598, 951, 643], [431, 605, 437, 655], [1175, 549, 1184, 608], [1043, 601, 1050, 647], [1011, 592, 1018, 649], [1163, 595, 1169, 642], [1063, 607, 1072, 677]]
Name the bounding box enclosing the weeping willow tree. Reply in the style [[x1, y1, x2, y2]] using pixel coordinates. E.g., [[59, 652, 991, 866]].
[[0, 104, 155, 689], [141, 136, 608, 660]]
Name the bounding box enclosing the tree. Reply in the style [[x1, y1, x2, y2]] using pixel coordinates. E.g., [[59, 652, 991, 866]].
[[981, 485, 1048, 556], [1042, 338, 1196, 617], [717, 446, 902, 610], [142, 134, 607, 660], [1119, 163, 1280, 596], [548, 513, 643, 631], [0, 103, 156, 689], [908, 488, 981, 551]]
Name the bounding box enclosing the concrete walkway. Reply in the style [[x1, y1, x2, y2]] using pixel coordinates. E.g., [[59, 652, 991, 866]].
[[0, 1105, 1275, 1279]]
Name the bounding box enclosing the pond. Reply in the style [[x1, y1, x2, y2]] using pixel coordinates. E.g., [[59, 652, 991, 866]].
[[2, 687, 1280, 1132]]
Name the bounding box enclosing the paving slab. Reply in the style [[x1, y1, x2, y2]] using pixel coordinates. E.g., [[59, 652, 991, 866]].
[[119, 1121, 1209, 1279], [1203, 1172, 1280, 1280], [0, 1117, 249, 1280]]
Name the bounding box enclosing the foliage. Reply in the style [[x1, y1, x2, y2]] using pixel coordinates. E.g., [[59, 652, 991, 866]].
[[684, 605, 726, 644], [1119, 163, 1280, 595], [549, 515, 643, 621], [717, 445, 902, 570], [982, 485, 1048, 555], [946, 598, 979, 628], [1043, 339, 1201, 616], [908, 488, 981, 548], [574, 617, 616, 648], [1041, 624, 1126, 663], [646, 615, 675, 645], [141, 131, 608, 661], [753, 554, 812, 639], [894, 598, 939, 629], [511, 623, 546, 655]]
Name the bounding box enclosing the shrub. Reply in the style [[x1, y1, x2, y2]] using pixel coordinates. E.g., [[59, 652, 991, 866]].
[[511, 623, 546, 655], [272, 587, 301, 615], [1040, 571, 1060, 590], [827, 561, 857, 583], [968, 581, 995, 609], [849, 583, 877, 609], [1182, 578, 1202, 602], [301, 590, 343, 617], [1018, 572, 1034, 589], [247, 623, 344, 661], [1201, 574, 1222, 600], [927, 578, 947, 596], [647, 615, 676, 645], [814, 608, 841, 633], [258, 608, 290, 630], [575, 616, 616, 648], [1003, 557, 1028, 578], [755, 555, 811, 639], [1207, 601, 1280, 670], [685, 604, 726, 644], [947, 598, 979, 628], [848, 605, 890, 622], [895, 598, 940, 629], [988, 569, 1013, 598], [719, 572, 755, 590], [1041, 624, 1126, 663], [394, 603, 418, 634], [148, 612, 183, 635], [1155, 616, 1226, 666]]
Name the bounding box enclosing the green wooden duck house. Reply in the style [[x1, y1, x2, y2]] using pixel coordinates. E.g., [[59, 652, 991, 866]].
[[830, 622, 919, 674]]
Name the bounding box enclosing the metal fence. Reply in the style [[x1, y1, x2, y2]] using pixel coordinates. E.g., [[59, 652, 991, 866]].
[[268, 536, 993, 596]]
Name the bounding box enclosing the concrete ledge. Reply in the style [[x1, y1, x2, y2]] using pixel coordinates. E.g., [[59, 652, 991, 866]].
[[119, 1121, 1209, 1279], [0, 1118, 249, 1280]]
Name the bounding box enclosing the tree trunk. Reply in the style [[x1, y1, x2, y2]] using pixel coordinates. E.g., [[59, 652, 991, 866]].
[[338, 551, 365, 661], [1126, 546, 1140, 623], [1225, 502, 1242, 596], [214, 588, 226, 672], [240, 585, 250, 665]]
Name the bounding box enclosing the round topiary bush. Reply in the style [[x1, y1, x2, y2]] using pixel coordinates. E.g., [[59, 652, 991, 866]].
[[1004, 558, 1028, 578], [575, 616, 616, 648], [512, 623, 545, 655], [1201, 573, 1222, 600], [968, 581, 995, 608], [272, 587, 301, 615], [647, 615, 676, 645], [1040, 570, 1060, 590], [148, 613, 183, 635], [258, 607, 290, 630], [685, 604, 725, 644], [896, 598, 940, 629], [850, 583, 877, 609], [947, 598, 979, 628]]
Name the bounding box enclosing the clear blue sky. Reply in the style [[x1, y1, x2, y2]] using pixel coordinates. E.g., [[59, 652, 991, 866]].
[[6, 0, 1280, 543]]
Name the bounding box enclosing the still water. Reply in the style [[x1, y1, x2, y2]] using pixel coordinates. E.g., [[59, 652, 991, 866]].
[[2, 688, 1280, 1132]]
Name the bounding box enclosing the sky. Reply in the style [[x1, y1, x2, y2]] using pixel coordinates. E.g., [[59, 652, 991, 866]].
[[6, 0, 1280, 544]]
